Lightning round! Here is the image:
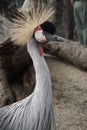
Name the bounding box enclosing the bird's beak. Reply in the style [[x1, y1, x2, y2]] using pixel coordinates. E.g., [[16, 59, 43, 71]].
[[44, 32, 65, 42]]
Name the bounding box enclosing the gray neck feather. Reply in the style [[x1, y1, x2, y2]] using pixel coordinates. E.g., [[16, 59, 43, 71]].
[[27, 39, 52, 101], [26, 38, 53, 129]]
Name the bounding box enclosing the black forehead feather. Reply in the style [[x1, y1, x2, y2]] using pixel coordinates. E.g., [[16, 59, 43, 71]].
[[41, 21, 56, 34]]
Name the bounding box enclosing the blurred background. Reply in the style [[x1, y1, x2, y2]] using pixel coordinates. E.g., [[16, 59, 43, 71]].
[[0, 1, 87, 130]]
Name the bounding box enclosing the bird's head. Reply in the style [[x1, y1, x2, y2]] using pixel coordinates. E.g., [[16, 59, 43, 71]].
[[34, 21, 65, 56], [10, 2, 65, 56], [34, 21, 55, 43]]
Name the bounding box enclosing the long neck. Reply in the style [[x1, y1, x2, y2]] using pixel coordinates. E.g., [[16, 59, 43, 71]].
[[27, 39, 52, 101]]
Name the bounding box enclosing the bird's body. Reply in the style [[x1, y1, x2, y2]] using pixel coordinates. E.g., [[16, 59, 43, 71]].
[[0, 38, 53, 130]]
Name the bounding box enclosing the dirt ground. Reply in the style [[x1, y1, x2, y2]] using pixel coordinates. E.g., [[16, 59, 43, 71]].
[[46, 56, 87, 130]]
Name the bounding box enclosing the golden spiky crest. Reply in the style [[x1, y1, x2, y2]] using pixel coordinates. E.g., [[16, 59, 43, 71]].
[[10, 0, 56, 45]]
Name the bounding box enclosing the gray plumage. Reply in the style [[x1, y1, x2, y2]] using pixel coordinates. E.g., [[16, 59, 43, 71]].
[[0, 38, 56, 130]]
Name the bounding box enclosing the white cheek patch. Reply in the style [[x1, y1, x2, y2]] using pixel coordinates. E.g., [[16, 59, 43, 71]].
[[35, 30, 47, 43]]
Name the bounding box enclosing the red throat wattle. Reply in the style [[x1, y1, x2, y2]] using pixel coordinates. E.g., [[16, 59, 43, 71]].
[[38, 44, 44, 56]]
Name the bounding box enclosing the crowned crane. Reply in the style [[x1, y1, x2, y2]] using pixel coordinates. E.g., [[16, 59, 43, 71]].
[[0, 0, 65, 129]]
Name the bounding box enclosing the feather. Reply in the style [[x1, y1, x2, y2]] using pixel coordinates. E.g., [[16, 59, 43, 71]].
[[10, 0, 56, 45], [0, 38, 19, 56]]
